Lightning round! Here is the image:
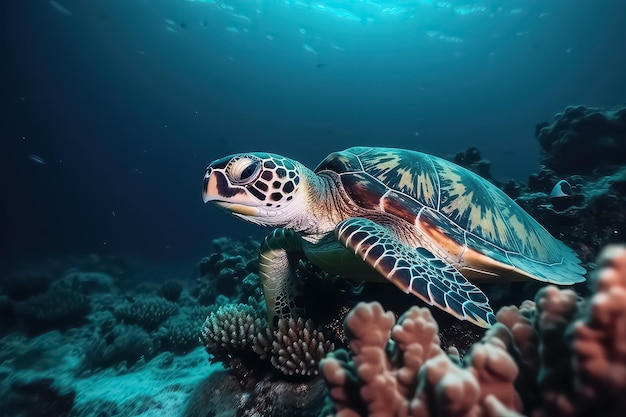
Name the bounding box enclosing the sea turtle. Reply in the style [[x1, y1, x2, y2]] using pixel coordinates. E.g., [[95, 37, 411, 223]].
[[202, 147, 586, 328]]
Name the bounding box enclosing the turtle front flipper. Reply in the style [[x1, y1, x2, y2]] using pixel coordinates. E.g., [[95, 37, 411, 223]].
[[259, 228, 306, 328], [336, 218, 497, 328]]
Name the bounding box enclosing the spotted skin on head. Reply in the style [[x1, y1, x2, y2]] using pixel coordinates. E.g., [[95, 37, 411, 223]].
[[203, 153, 301, 210]]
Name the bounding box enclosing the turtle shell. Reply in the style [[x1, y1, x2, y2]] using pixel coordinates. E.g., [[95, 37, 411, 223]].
[[314, 146, 585, 284]]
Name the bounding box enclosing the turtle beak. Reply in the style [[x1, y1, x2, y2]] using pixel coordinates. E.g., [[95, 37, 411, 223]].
[[202, 168, 261, 217], [202, 168, 218, 203]]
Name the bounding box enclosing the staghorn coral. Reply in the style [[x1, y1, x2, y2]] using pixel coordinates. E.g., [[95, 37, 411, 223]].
[[254, 317, 334, 377]]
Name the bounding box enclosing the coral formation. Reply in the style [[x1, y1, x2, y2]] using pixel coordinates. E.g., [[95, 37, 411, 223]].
[[193, 237, 260, 305], [452, 146, 502, 187], [536, 105, 626, 176], [254, 317, 335, 377], [200, 303, 265, 364], [158, 280, 183, 302], [320, 302, 522, 417], [16, 283, 91, 332], [114, 295, 178, 331], [77, 325, 154, 374], [321, 244, 626, 417]]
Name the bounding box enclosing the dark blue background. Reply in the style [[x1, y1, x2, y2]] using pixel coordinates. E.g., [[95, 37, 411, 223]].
[[2, 0, 625, 266]]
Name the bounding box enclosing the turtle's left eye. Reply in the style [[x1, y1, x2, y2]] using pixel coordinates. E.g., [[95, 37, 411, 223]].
[[229, 157, 261, 184]]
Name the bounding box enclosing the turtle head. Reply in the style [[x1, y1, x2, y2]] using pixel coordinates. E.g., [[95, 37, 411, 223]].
[[203, 152, 307, 226]]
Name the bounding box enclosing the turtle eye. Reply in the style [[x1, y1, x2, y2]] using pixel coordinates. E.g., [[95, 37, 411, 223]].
[[229, 157, 261, 184]]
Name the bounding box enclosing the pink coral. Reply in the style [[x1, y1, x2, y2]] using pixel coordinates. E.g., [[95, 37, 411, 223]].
[[321, 302, 522, 417], [572, 244, 626, 415], [322, 245, 626, 417]]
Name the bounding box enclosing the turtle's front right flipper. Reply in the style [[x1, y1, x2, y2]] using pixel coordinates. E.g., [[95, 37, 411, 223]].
[[336, 217, 497, 328], [259, 228, 306, 328]]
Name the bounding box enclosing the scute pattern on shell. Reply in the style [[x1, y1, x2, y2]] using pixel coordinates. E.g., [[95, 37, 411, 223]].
[[315, 146, 585, 283]]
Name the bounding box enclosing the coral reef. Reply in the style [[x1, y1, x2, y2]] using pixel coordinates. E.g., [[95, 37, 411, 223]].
[[114, 295, 178, 331], [158, 280, 183, 302], [200, 303, 265, 365], [536, 105, 626, 176], [76, 325, 155, 374], [452, 147, 502, 187], [193, 237, 260, 305], [254, 317, 335, 377], [320, 244, 626, 417], [16, 282, 91, 333], [320, 302, 522, 417]]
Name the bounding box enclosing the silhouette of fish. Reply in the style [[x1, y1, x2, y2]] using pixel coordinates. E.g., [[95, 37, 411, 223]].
[[27, 154, 46, 164]]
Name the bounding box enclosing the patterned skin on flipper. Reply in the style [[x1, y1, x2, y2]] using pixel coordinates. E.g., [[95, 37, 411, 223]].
[[336, 217, 497, 328]]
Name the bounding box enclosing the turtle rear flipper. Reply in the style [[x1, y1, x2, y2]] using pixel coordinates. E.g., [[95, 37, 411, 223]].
[[336, 217, 497, 328]]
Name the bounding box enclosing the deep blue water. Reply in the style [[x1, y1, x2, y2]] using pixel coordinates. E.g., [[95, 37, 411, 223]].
[[2, 0, 625, 266]]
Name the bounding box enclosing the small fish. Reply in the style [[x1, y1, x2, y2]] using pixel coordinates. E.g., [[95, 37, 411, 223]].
[[50, 0, 72, 16], [316, 63, 326, 69], [549, 180, 573, 199], [27, 154, 46, 164], [303, 44, 317, 55]]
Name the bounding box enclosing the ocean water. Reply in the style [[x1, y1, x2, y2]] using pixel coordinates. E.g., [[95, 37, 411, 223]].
[[2, 0, 625, 263], [1, 1, 625, 416]]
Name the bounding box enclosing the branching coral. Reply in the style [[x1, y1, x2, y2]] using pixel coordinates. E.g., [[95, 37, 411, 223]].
[[114, 296, 178, 331], [200, 303, 265, 364], [17, 283, 91, 331], [321, 302, 522, 417], [254, 317, 334, 376], [322, 245, 626, 417]]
